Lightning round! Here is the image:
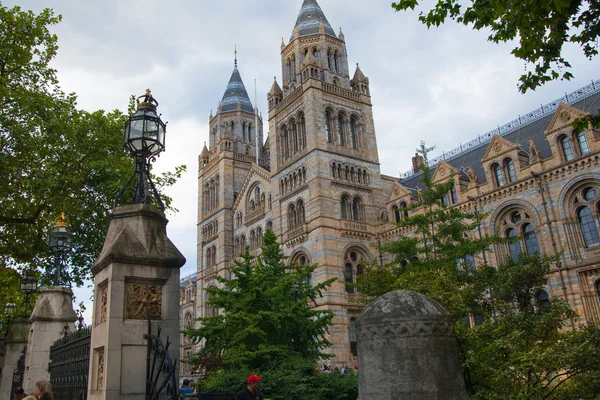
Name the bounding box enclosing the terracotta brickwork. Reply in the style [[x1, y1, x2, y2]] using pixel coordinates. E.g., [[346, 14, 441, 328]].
[[188, 0, 600, 371]]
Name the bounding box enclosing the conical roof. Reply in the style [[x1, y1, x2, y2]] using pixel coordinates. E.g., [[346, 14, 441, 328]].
[[290, 0, 336, 41], [268, 77, 283, 97], [220, 62, 254, 114], [200, 142, 209, 159], [351, 63, 369, 84]]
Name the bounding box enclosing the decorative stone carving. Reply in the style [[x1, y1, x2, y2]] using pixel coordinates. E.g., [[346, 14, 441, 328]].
[[560, 110, 571, 122], [467, 167, 479, 184], [493, 140, 502, 152], [438, 166, 447, 176], [126, 283, 162, 320], [100, 286, 107, 324], [97, 351, 104, 390]]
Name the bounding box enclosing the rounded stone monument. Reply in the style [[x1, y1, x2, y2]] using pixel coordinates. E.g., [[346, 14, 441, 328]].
[[356, 290, 469, 400]]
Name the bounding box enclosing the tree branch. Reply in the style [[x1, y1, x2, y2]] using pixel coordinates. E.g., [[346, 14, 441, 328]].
[[0, 204, 45, 225]]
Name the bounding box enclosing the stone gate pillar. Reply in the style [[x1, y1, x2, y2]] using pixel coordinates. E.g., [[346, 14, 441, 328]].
[[87, 204, 185, 400], [356, 290, 469, 400], [0, 318, 29, 400], [23, 286, 77, 393]]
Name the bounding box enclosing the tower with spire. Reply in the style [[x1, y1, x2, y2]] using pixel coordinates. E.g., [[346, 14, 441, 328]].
[[197, 0, 389, 367]]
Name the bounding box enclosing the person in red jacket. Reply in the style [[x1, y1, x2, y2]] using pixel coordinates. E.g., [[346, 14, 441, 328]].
[[235, 375, 261, 400]]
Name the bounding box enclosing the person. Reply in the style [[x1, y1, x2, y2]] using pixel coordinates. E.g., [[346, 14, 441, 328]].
[[13, 387, 26, 400], [188, 380, 195, 392], [179, 379, 194, 399], [235, 374, 261, 400], [24, 380, 53, 400]]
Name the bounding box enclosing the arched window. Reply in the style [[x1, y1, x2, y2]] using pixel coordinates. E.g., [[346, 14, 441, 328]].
[[535, 290, 551, 310], [400, 202, 409, 219], [334, 51, 340, 71], [505, 159, 517, 183], [297, 199, 306, 224], [288, 203, 297, 229], [392, 205, 400, 223], [325, 112, 332, 142], [250, 230, 256, 250], [350, 118, 358, 149], [341, 195, 350, 220], [450, 184, 458, 205], [185, 312, 193, 329], [298, 113, 306, 149], [523, 223, 540, 256], [248, 123, 253, 142], [492, 164, 505, 187], [506, 228, 521, 261], [343, 249, 369, 294], [349, 317, 357, 356], [561, 136, 575, 161], [352, 197, 363, 222], [576, 131, 591, 155], [338, 114, 345, 146], [266, 221, 273, 232], [257, 227, 263, 248], [578, 206, 600, 247], [327, 49, 332, 70], [344, 263, 354, 293]]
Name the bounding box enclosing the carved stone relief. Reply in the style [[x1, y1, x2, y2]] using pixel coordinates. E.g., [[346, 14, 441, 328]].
[[97, 351, 104, 390], [99, 285, 108, 324], [126, 283, 162, 320]]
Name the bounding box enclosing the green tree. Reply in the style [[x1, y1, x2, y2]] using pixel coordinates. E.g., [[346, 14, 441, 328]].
[[0, 4, 184, 287], [391, 0, 599, 93], [357, 142, 600, 399], [185, 231, 358, 400]]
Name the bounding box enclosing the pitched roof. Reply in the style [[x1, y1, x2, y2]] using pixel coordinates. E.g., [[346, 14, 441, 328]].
[[400, 89, 600, 190], [290, 0, 336, 41], [220, 62, 254, 114]]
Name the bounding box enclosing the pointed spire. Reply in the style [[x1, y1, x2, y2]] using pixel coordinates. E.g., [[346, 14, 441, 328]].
[[281, 37, 286, 50], [338, 27, 345, 41], [268, 77, 283, 97], [209, 110, 213, 120], [290, 0, 336, 41], [219, 52, 254, 114], [352, 63, 368, 83], [234, 44, 238, 66], [200, 142, 209, 160]]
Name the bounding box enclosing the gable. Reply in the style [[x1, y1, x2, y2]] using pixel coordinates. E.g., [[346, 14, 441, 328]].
[[482, 135, 519, 163], [388, 182, 412, 203], [431, 160, 456, 183], [545, 103, 589, 135], [233, 164, 271, 211]]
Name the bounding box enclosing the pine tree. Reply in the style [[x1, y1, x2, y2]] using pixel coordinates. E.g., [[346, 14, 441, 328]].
[[186, 229, 335, 373]]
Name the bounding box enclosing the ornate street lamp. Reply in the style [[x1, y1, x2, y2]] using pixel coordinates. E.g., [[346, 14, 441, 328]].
[[20, 269, 38, 316], [3, 302, 17, 328], [115, 89, 167, 210], [48, 213, 73, 286]]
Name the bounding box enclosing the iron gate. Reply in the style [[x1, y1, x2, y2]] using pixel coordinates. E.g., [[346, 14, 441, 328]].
[[10, 352, 25, 399], [49, 327, 92, 400]]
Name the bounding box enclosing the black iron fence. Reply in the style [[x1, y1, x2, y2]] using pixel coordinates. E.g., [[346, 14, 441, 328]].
[[49, 326, 92, 400]]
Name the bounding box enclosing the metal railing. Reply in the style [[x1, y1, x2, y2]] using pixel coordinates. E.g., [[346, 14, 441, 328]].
[[400, 78, 600, 180]]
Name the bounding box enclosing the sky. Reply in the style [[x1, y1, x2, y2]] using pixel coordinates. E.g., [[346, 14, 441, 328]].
[[8, 0, 600, 322]]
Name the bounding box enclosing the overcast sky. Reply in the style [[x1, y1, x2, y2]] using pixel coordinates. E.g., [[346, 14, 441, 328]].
[[8, 0, 599, 322]]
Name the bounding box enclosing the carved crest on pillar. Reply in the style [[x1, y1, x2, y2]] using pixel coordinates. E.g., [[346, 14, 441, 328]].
[[97, 351, 105, 390], [126, 283, 162, 320], [100, 285, 108, 324]]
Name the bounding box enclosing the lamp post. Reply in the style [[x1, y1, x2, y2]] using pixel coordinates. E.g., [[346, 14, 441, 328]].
[[115, 89, 167, 210], [48, 213, 73, 286], [3, 302, 17, 332], [20, 269, 38, 316]]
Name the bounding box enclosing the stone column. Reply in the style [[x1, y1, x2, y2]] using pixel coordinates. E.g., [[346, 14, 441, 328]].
[[23, 286, 77, 393], [87, 204, 185, 400], [356, 290, 469, 400], [0, 318, 29, 400]]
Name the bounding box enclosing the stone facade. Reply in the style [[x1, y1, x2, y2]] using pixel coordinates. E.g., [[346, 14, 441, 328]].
[[188, 0, 600, 370], [179, 274, 199, 382]]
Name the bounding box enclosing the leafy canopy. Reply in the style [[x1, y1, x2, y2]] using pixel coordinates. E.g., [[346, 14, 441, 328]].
[[391, 0, 600, 93], [0, 3, 184, 287], [358, 142, 600, 399]]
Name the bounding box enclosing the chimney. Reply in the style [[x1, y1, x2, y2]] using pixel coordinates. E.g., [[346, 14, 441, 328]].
[[412, 153, 424, 173]]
